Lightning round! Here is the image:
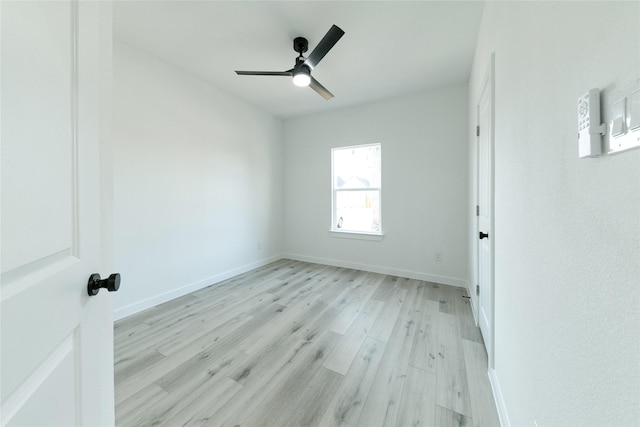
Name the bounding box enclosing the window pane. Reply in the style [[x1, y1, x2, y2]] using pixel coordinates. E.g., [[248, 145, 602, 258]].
[[334, 145, 381, 189], [335, 190, 380, 232]]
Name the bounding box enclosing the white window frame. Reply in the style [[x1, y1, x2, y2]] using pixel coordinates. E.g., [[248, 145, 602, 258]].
[[330, 143, 383, 240]]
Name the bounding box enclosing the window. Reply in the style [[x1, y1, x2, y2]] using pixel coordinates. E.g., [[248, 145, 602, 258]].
[[331, 143, 381, 235]]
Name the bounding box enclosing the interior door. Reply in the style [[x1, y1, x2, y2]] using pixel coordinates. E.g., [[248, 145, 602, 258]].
[[1, 1, 115, 425], [477, 58, 494, 367]]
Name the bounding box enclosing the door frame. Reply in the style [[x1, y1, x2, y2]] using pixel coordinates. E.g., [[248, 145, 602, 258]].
[[476, 53, 495, 368]]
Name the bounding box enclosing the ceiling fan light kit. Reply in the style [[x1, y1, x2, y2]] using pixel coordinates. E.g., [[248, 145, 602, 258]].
[[235, 25, 344, 99], [293, 67, 311, 87]]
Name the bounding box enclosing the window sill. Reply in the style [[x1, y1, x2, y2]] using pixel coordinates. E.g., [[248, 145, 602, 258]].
[[329, 230, 384, 241]]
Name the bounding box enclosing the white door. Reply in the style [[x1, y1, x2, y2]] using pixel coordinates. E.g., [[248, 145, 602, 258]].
[[477, 57, 494, 367], [1, 1, 115, 426]]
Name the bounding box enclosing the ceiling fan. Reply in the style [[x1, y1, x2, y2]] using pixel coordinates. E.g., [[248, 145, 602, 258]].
[[235, 25, 345, 100]]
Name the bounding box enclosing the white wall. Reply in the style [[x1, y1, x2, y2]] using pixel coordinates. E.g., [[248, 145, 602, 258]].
[[468, 2, 640, 425], [112, 42, 284, 319], [283, 85, 469, 286]]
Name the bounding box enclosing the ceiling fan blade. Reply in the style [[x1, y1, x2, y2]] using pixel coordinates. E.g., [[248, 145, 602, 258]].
[[304, 25, 345, 70], [235, 70, 292, 76], [309, 77, 334, 100]]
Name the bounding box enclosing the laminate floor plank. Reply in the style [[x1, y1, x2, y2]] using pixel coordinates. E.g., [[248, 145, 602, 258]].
[[274, 260, 323, 280], [114, 260, 499, 427], [281, 366, 345, 426], [247, 365, 344, 426], [114, 292, 249, 360], [234, 291, 324, 355], [189, 263, 291, 304], [114, 349, 165, 385], [213, 331, 340, 427], [323, 298, 384, 375], [319, 337, 387, 426], [432, 282, 457, 314], [138, 365, 241, 426], [116, 306, 278, 405], [113, 316, 152, 342], [208, 334, 312, 426], [194, 276, 286, 313], [392, 275, 415, 291], [312, 272, 361, 307], [137, 293, 209, 326], [115, 383, 168, 427], [117, 293, 200, 332], [292, 286, 356, 343], [157, 311, 253, 361], [435, 312, 472, 417], [361, 270, 388, 291], [356, 283, 422, 427], [269, 276, 319, 307], [370, 275, 398, 300], [462, 339, 501, 427], [198, 259, 296, 291], [397, 279, 428, 321], [114, 297, 209, 359], [240, 330, 342, 426], [153, 292, 272, 356], [327, 272, 381, 334], [266, 263, 333, 299], [368, 287, 407, 342], [396, 366, 437, 427], [448, 287, 483, 344], [161, 375, 242, 427], [408, 299, 440, 373], [435, 405, 474, 427], [154, 348, 247, 393], [266, 276, 316, 303]]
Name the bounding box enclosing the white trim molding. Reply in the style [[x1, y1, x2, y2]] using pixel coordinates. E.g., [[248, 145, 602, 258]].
[[114, 253, 469, 320], [468, 283, 479, 324], [329, 230, 384, 241], [283, 253, 468, 288], [489, 368, 510, 427], [113, 254, 284, 320]]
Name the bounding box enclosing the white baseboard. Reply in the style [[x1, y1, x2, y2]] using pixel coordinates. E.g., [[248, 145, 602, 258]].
[[114, 253, 468, 320], [282, 253, 468, 288], [488, 368, 510, 427], [113, 254, 284, 321], [468, 287, 479, 325]]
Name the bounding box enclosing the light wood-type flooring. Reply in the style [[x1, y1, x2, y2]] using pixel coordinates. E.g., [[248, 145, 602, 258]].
[[114, 259, 500, 426]]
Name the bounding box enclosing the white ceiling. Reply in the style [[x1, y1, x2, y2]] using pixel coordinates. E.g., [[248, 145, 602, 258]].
[[114, 1, 485, 119]]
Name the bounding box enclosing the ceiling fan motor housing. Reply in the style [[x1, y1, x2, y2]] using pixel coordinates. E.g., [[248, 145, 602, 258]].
[[293, 37, 308, 55]]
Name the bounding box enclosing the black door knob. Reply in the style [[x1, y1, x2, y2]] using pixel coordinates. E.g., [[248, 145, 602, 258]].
[[479, 231, 489, 240], [87, 273, 121, 296]]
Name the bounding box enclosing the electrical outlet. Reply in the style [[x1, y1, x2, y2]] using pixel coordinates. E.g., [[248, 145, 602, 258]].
[[257, 241, 262, 250], [434, 252, 443, 262]]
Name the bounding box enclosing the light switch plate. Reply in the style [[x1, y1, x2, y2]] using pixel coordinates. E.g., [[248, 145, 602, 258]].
[[611, 98, 626, 137], [630, 89, 640, 131], [607, 79, 640, 154]]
